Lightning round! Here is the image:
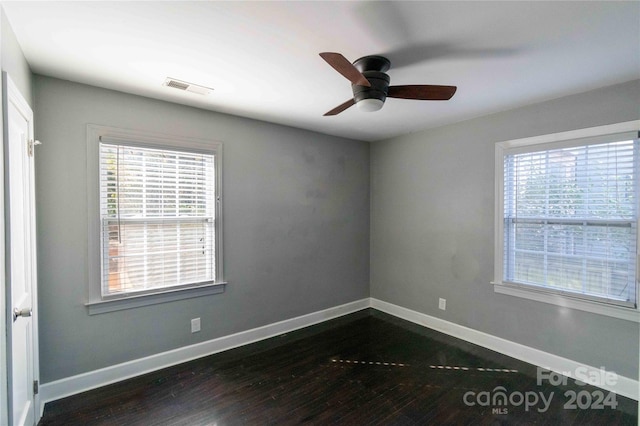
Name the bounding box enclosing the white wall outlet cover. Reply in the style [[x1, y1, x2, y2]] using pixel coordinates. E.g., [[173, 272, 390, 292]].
[[438, 298, 446, 310], [191, 318, 201, 333]]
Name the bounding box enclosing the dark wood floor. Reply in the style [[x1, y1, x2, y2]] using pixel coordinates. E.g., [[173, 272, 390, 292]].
[[39, 309, 637, 425]]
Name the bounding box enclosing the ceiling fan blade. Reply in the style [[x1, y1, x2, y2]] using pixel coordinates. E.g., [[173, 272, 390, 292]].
[[324, 98, 356, 116], [388, 85, 457, 100], [320, 52, 371, 87]]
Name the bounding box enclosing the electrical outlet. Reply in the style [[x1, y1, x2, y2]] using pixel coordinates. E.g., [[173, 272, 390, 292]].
[[438, 298, 446, 311], [191, 317, 201, 333]]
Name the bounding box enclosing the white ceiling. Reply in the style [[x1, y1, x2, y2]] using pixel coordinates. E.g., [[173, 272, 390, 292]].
[[3, 1, 639, 142]]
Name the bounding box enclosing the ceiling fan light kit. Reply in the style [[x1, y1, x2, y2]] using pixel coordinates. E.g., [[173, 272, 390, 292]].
[[356, 98, 384, 112], [320, 52, 457, 116]]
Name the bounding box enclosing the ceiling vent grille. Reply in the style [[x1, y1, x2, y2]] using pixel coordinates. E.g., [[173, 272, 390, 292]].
[[163, 78, 212, 95]]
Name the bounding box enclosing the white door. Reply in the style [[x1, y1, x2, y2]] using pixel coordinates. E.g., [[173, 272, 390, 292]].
[[4, 73, 38, 426]]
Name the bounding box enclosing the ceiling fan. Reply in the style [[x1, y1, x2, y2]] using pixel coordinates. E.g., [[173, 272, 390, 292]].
[[320, 52, 457, 116]]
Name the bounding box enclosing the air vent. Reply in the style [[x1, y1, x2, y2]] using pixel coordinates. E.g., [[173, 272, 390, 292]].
[[166, 80, 189, 90], [163, 78, 212, 95]]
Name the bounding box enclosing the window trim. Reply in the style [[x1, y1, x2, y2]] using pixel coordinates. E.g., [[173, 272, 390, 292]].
[[493, 121, 640, 323], [86, 124, 226, 315]]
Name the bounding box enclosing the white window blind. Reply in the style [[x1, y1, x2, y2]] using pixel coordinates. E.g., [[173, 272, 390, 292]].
[[99, 142, 216, 297], [503, 138, 638, 307]]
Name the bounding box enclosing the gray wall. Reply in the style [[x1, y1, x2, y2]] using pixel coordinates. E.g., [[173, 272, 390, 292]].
[[371, 79, 640, 379], [31, 72, 640, 384], [34, 75, 370, 383], [1, 9, 32, 106]]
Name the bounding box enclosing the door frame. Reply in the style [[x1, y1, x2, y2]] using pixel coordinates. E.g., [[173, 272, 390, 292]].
[[0, 66, 7, 426], [3, 72, 39, 425]]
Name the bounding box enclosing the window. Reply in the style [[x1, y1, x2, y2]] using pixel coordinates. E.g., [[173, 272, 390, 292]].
[[87, 125, 224, 314], [494, 122, 640, 321]]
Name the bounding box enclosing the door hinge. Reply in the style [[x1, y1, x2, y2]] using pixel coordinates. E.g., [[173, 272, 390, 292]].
[[27, 139, 41, 157], [33, 380, 39, 395]]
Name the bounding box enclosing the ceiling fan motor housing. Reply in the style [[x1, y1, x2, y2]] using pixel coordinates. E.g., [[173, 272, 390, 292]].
[[352, 71, 390, 104], [351, 56, 392, 106]]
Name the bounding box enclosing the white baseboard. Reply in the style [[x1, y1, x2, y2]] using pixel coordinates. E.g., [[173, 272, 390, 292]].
[[370, 298, 639, 401], [39, 296, 638, 419], [38, 298, 371, 415]]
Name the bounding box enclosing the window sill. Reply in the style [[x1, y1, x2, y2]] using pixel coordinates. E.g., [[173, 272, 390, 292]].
[[86, 282, 227, 315], [492, 282, 639, 323]]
